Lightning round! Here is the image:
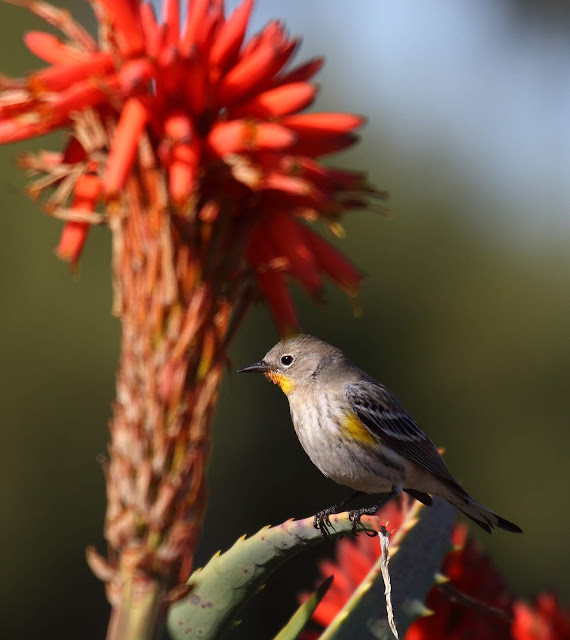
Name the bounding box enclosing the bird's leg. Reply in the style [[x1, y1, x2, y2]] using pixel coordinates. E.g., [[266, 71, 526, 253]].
[[314, 491, 364, 536], [348, 486, 403, 533]]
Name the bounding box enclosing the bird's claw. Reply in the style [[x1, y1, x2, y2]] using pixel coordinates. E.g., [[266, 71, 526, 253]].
[[348, 506, 379, 533], [313, 506, 340, 537], [348, 509, 360, 533]]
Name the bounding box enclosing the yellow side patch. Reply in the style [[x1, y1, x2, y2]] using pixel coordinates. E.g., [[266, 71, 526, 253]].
[[265, 371, 295, 395], [340, 413, 378, 446]]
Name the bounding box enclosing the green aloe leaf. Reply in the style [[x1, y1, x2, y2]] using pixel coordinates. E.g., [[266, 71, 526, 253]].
[[320, 497, 456, 640], [166, 513, 379, 640], [273, 575, 334, 640]]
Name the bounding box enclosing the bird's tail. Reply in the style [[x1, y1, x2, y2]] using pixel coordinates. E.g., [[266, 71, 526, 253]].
[[448, 491, 522, 533]]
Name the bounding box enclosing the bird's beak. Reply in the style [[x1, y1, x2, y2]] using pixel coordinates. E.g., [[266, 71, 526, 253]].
[[237, 360, 271, 374]]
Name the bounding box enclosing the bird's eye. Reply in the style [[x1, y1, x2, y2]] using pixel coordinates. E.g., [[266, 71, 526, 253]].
[[281, 355, 294, 367]]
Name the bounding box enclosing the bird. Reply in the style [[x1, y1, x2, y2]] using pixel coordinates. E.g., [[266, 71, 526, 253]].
[[238, 334, 522, 535]]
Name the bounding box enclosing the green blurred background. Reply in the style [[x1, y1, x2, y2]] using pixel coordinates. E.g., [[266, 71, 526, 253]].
[[0, 1, 568, 638]]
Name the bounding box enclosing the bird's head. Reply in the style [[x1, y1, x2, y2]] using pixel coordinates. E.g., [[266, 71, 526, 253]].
[[238, 334, 342, 395]]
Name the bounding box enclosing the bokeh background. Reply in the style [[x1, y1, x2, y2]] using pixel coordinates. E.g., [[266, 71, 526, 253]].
[[0, 1, 568, 638]]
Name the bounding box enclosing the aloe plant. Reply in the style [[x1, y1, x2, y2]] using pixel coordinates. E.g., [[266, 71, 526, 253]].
[[166, 499, 455, 640], [166, 513, 380, 640]]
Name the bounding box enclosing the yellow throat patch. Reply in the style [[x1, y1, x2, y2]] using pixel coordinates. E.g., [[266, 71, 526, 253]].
[[340, 413, 378, 446], [265, 371, 295, 395]]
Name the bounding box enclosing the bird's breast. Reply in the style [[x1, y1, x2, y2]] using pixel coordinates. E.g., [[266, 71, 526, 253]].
[[287, 390, 407, 492]]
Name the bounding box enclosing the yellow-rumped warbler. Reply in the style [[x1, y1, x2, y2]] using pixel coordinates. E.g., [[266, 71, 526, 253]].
[[238, 334, 522, 534]]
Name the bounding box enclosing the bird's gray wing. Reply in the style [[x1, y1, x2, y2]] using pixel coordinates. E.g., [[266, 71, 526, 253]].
[[345, 379, 467, 495]]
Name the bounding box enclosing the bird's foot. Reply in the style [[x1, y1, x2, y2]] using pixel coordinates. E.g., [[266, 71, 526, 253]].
[[348, 486, 403, 533], [348, 505, 382, 535], [313, 505, 340, 537], [313, 491, 364, 537]]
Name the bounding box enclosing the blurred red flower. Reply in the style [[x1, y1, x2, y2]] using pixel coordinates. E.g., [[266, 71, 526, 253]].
[[407, 524, 512, 640], [302, 497, 567, 639], [1, 0, 384, 333], [512, 595, 570, 640]]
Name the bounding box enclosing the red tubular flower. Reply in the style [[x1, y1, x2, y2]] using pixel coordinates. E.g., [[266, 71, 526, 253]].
[[1, 0, 382, 329], [56, 173, 102, 263], [102, 97, 149, 196], [29, 52, 114, 92], [300, 226, 362, 294], [247, 228, 298, 335], [24, 31, 87, 65]]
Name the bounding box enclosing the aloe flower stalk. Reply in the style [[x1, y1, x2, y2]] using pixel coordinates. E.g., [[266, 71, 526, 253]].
[[0, 0, 384, 636]]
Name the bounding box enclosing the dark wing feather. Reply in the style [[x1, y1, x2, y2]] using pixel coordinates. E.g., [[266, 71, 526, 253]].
[[345, 379, 468, 497]]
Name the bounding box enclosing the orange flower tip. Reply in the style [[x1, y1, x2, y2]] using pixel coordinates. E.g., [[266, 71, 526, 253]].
[[85, 547, 114, 582], [265, 173, 311, 195], [198, 201, 220, 222], [216, 44, 281, 105], [164, 112, 195, 142], [56, 221, 89, 265], [96, 0, 146, 58], [207, 120, 296, 156], [209, 0, 255, 72], [297, 209, 318, 222], [276, 56, 325, 84], [28, 53, 115, 94], [56, 248, 77, 265], [256, 123, 297, 149], [24, 183, 40, 199], [283, 113, 366, 135], [139, 7, 164, 58], [230, 81, 318, 119], [16, 153, 31, 168], [162, 0, 180, 49], [329, 221, 346, 239], [102, 98, 149, 196], [40, 151, 66, 166], [350, 297, 363, 319], [74, 174, 103, 200], [24, 31, 83, 65], [168, 171, 195, 206]]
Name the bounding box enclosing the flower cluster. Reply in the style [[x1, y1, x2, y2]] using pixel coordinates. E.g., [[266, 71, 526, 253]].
[[513, 595, 570, 640], [1, 0, 384, 333], [305, 497, 569, 639]]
